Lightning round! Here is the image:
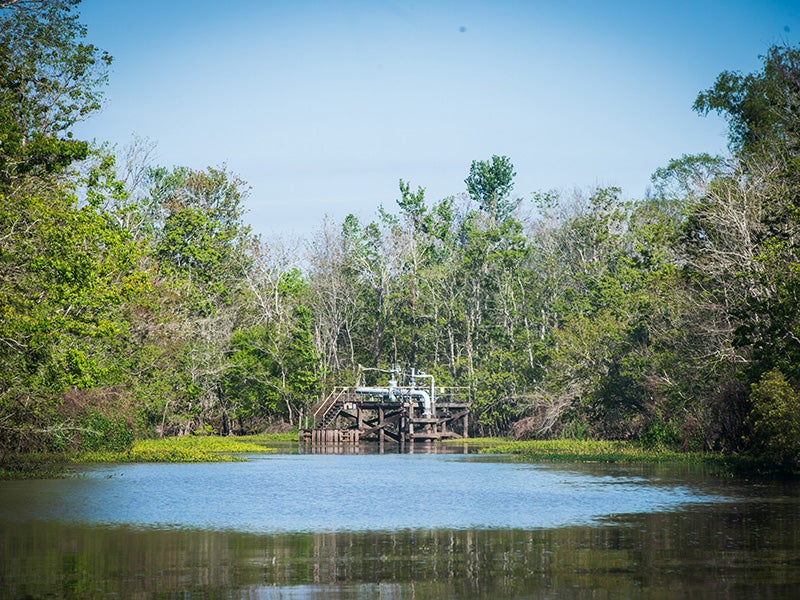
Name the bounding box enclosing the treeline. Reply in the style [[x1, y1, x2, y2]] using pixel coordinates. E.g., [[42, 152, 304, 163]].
[[1, 1, 799, 469]]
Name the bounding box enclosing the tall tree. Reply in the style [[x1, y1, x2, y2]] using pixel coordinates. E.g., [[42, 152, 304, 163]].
[[0, 0, 151, 456], [143, 165, 254, 434], [465, 155, 518, 222], [0, 0, 111, 192], [694, 44, 800, 156]]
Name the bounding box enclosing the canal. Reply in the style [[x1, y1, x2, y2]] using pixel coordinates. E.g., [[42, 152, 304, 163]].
[[1, 449, 798, 598]]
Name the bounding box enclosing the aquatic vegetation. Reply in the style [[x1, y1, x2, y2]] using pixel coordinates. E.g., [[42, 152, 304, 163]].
[[242, 432, 299, 443], [75, 435, 276, 464], [471, 439, 711, 463]]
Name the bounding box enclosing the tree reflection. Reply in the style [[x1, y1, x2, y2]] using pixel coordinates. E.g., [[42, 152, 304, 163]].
[[3, 502, 799, 599]]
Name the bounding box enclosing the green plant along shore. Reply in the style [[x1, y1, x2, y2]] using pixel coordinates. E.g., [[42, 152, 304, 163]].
[[74, 433, 289, 464], [2, 1, 800, 475], [0, 434, 290, 479], [453, 438, 723, 465]]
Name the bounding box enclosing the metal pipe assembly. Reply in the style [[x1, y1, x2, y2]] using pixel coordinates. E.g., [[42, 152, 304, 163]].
[[301, 364, 470, 445], [355, 367, 434, 417]]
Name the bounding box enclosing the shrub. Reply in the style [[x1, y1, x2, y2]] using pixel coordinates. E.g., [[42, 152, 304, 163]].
[[747, 369, 800, 471], [641, 415, 680, 449], [79, 410, 135, 453]]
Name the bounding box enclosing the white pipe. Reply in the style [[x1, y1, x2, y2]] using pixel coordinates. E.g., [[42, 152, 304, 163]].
[[355, 386, 432, 416], [409, 390, 432, 417], [412, 373, 435, 405], [355, 386, 392, 398]]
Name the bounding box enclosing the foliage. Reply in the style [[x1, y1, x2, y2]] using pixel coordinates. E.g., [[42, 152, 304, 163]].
[[482, 439, 714, 464], [465, 154, 519, 221], [0, 0, 110, 190], [76, 435, 274, 463], [746, 369, 800, 471], [694, 45, 800, 155], [76, 409, 134, 452], [640, 415, 681, 450], [0, 165, 146, 454]]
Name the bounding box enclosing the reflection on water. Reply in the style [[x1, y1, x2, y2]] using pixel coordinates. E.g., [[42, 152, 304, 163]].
[[1, 452, 799, 598], [3, 506, 799, 599]]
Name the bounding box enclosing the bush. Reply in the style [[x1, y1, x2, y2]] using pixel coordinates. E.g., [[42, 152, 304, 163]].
[[747, 369, 800, 471], [641, 415, 680, 449], [78, 410, 135, 453]]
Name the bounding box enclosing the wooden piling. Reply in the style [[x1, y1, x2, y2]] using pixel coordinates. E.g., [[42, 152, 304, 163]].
[[301, 387, 470, 448]]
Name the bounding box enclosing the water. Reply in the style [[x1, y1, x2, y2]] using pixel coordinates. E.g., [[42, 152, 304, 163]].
[[1, 450, 799, 598]]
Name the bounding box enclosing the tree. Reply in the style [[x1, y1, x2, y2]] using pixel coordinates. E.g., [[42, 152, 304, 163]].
[[747, 369, 800, 471], [87, 135, 161, 241], [0, 0, 111, 192], [0, 170, 147, 454], [144, 165, 254, 434], [306, 215, 368, 376], [513, 188, 639, 437], [0, 1, 150, 457], [694, 44, 800, 156], [691, 45, 800, 456], [224, 276, 320, 431], [153, 165, 251, 300], [465, 155, 518, 222]]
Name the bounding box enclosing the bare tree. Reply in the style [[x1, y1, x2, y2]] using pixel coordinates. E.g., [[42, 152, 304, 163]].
[[306, 217, 361, 374]]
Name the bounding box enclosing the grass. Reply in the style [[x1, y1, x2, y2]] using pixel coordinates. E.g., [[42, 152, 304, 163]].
[[441, 437, 514, 450], [446, 437, 722, 464], [240, 431, 298, 443], [446, 437, 800, 476], [4, 432, 785, 478], [1, 433, 296, 478], [73, 434, 283, 464], [483, 439, 800, 476]]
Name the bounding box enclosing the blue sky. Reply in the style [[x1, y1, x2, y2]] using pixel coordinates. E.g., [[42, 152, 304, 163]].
[[74, 0, 799, 237]]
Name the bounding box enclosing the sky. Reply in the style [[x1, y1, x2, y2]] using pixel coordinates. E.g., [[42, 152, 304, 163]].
[[73, 0, 800, 238]]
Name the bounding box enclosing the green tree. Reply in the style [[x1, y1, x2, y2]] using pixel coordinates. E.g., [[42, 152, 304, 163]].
[[465, 155, 518, 222], [152, 165, 251, 305], [690, 45, 800, 455], [0, 1, 151, 456], [0, 0, 111, 191], [747, 369, 800, 471], [0, 172, 147, 454], [694, 44, 800, 156], [224, 292, 320, 430], [144, 165, 254, 434]]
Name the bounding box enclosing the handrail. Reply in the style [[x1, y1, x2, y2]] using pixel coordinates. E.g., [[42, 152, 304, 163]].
[[311, 387, 348, 422]]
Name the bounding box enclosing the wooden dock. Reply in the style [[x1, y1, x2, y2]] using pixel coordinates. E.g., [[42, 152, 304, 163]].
[[299, 386, 470, 447]]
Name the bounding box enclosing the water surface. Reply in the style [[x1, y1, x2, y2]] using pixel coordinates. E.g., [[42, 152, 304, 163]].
[[0, 454, 725, 532], [1, 450, 799, 598]]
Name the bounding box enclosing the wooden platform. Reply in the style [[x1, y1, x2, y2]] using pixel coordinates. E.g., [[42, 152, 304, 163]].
[[300, 388, 470, 446]]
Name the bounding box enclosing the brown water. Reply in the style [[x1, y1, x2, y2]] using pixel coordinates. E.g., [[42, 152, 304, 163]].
[[1, 452, 798, 598]]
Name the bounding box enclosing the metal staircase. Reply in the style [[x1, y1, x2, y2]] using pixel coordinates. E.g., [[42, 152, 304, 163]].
[[311, 387, 350, 429]]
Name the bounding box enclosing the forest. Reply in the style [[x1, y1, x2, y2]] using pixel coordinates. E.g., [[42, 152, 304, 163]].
[[1, 0, 799, 470]]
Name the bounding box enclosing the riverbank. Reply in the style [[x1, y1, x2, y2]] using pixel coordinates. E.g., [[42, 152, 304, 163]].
[[0, 433, 292, 479], [447, 437, 789, 475], [455, 438, 711, 462], [2, 434, 788, 479], [76, 434, 284, 463]]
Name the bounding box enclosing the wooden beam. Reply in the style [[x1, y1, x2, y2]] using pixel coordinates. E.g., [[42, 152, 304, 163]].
[[359, 412, 402, 436]]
